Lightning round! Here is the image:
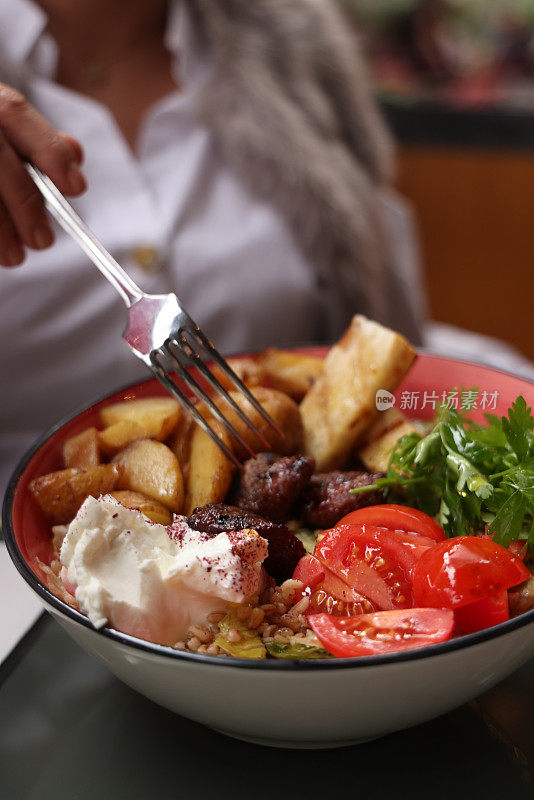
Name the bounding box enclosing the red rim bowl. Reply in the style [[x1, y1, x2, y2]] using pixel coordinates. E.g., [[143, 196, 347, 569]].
[[3, 349, 534, 669]]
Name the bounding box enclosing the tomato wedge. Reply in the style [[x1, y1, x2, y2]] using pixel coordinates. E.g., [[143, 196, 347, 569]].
[[293, 554, 326, 593], [454, 591, 509, 635], [315, 523, 434, 609], [309, 608, 454, 658], [292, 555, 376, 616], [338, 505, 446, 543], [413, 536, 530, 609], [480, 532, 527, 560]]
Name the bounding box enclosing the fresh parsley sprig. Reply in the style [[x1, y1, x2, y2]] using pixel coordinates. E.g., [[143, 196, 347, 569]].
[[351, 395, 534, 550]]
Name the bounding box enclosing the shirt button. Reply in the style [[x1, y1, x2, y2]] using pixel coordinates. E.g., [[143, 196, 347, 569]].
[[132, 245, 161, 273]]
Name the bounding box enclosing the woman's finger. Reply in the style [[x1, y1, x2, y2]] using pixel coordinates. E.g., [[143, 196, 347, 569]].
[[0, 128, 55, 251], [60, 133, 84, 166], [0, 197, 25, 267], [0, 84, 86, 196]]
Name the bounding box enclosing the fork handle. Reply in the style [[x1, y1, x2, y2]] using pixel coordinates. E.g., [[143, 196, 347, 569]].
[[26, 163, 143, 308]]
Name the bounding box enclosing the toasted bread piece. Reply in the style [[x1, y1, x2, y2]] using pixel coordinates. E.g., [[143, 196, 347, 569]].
[[358, 408, 418, 473], [300, 316, 416, 470], [256, 348, 324, 401]]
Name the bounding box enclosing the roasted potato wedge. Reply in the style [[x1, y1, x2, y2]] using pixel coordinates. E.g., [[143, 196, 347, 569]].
[[100, 397, 181, 441], [62, 427, 100, 470], [358, 408, 418, 473], [98, 419, 151, 456], [212, 357, 265, 392], [257, 348, 324, 400], [112, 439, 184, 512], [215, 386, 303, 459], [109, 490, 173, 525], [184, 420, 236, 515], [29, 464, 122, 524], [300, 315, 416, 470], [168, 412, 196, 482]]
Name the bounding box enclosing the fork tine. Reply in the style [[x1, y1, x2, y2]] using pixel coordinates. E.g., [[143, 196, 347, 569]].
[[188, 327, 285, 438], [149, 357, 242, 469], [170, 334, 272, 449], [159, 345, 259, 460]]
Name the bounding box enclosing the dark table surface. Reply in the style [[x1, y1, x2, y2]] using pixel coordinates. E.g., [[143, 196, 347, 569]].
[[1, 614, 534, 800], [382, 100, 534, 149]]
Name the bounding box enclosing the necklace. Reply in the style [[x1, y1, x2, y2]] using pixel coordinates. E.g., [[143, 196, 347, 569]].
[[78, 62, 112, 88]]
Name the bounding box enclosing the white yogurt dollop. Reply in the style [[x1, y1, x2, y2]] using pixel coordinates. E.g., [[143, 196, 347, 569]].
[[60, 495, 268, 645]]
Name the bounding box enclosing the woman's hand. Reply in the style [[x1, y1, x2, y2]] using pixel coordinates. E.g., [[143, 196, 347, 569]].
[[0, 83, 86, 267]]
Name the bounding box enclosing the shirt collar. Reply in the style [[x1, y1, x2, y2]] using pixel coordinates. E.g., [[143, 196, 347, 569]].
[[0, 0, 47, 66], [0, 0, 202, 86]]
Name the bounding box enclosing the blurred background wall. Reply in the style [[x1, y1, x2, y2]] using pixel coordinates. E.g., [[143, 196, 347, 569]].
[[342, 0, 534, 360]]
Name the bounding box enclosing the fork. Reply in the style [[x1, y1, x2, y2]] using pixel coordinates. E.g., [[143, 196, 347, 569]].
[[26, 164, 281, 468]]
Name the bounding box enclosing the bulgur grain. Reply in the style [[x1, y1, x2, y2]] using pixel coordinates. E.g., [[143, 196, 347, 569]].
[[189, 624, 212, 643], [176, 575, 315, 658], [274, 632, 290, 643], [292, 596, 310, 614], [249, 607, 264, 628], [236, 604, 251, 621], [207, 611, 225, 624], [281, 579, 303, 597]]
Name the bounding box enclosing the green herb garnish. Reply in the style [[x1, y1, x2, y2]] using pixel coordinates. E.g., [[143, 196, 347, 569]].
[[351, 395, 534, 551]]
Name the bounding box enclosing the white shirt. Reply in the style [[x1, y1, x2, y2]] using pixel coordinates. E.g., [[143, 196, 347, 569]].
[[0, 0, 326, 493], [2, 0, 533, 499]]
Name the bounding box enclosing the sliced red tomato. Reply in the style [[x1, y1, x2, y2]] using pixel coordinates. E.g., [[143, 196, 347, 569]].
[[338, 504, 446, 543], [506, 541, 527, 560], [454, 590, 509, 635], [293, 554, 325, 592], [413, 536, 530, 610], [292, 555, 376, 616], [307, 587, 376, 617], [315, 523, 434, 610], [480, 531, 528, 561], [309, 608, 454, 658]]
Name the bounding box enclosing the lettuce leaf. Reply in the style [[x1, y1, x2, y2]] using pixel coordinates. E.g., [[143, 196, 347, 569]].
[[215, 610, 266, 659], [293, 527, 319, 554], [266, 641, 329, 660]]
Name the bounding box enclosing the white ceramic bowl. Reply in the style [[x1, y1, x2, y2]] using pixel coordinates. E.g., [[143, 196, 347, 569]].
[[4, 352, 534, 748]]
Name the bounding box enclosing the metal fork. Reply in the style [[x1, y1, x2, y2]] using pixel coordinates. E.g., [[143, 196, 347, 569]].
[[26, 164, 281, 468]]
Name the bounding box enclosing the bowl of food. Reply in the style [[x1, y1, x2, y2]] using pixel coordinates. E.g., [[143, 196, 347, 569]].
[[4, 316, 534, 748]]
